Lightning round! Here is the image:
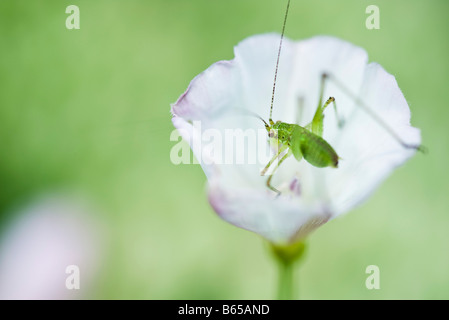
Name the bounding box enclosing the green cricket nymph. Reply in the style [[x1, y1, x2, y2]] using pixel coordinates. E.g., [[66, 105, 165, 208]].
[[258, 93, 340, 195]]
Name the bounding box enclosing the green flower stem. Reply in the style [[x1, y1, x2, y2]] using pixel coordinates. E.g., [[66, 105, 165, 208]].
[[270, 241, 306, 300], [278, 259, 294, 300]]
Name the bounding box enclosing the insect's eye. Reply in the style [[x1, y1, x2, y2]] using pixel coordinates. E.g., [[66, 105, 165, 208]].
[[269, 129, 277, 138]]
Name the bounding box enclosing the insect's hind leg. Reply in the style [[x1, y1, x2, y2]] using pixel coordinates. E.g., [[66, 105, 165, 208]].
[[322, 96, 345, 128], [308, 73, 345, 136], [320, 73, 344, 128], [296, 96, 305, 125], [323, 72, 426, 153]]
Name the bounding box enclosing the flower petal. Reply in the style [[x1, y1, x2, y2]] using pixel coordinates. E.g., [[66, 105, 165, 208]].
[[171, 33, 421, 244], [208, 178, 331, 243]]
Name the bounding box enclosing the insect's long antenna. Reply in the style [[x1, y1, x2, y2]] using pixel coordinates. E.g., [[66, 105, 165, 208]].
[[325, 73, 427, 153], [221, 107, 270, 129], [254, 114, 270, 129], [269, 0, 291, 123], [239, 108, 270, 129]]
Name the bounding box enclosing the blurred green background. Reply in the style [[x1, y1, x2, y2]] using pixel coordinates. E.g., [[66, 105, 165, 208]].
[[0, 0, 448, 299]]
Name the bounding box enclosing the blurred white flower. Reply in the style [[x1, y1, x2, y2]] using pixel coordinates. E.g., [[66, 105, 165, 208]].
[[171, 34, 421, 244], [0, 196, 105, 299]]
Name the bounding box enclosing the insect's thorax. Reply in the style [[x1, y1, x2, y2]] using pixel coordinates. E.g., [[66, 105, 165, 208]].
[[269, 121, 301, 144]]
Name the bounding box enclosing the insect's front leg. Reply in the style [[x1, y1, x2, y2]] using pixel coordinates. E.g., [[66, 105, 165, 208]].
[[261, 147, 283, 176], [266, 150, 292, 196], [261, 141, 288, 176]]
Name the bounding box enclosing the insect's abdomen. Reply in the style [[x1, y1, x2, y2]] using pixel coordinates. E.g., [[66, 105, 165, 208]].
[[297, 128, 339, 168]]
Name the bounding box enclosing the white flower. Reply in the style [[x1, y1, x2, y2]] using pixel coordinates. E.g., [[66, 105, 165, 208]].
[[171, 34, 421, 245]]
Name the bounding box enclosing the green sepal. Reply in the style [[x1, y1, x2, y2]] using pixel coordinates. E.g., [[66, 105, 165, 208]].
[[270, 241, 306, 266]]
